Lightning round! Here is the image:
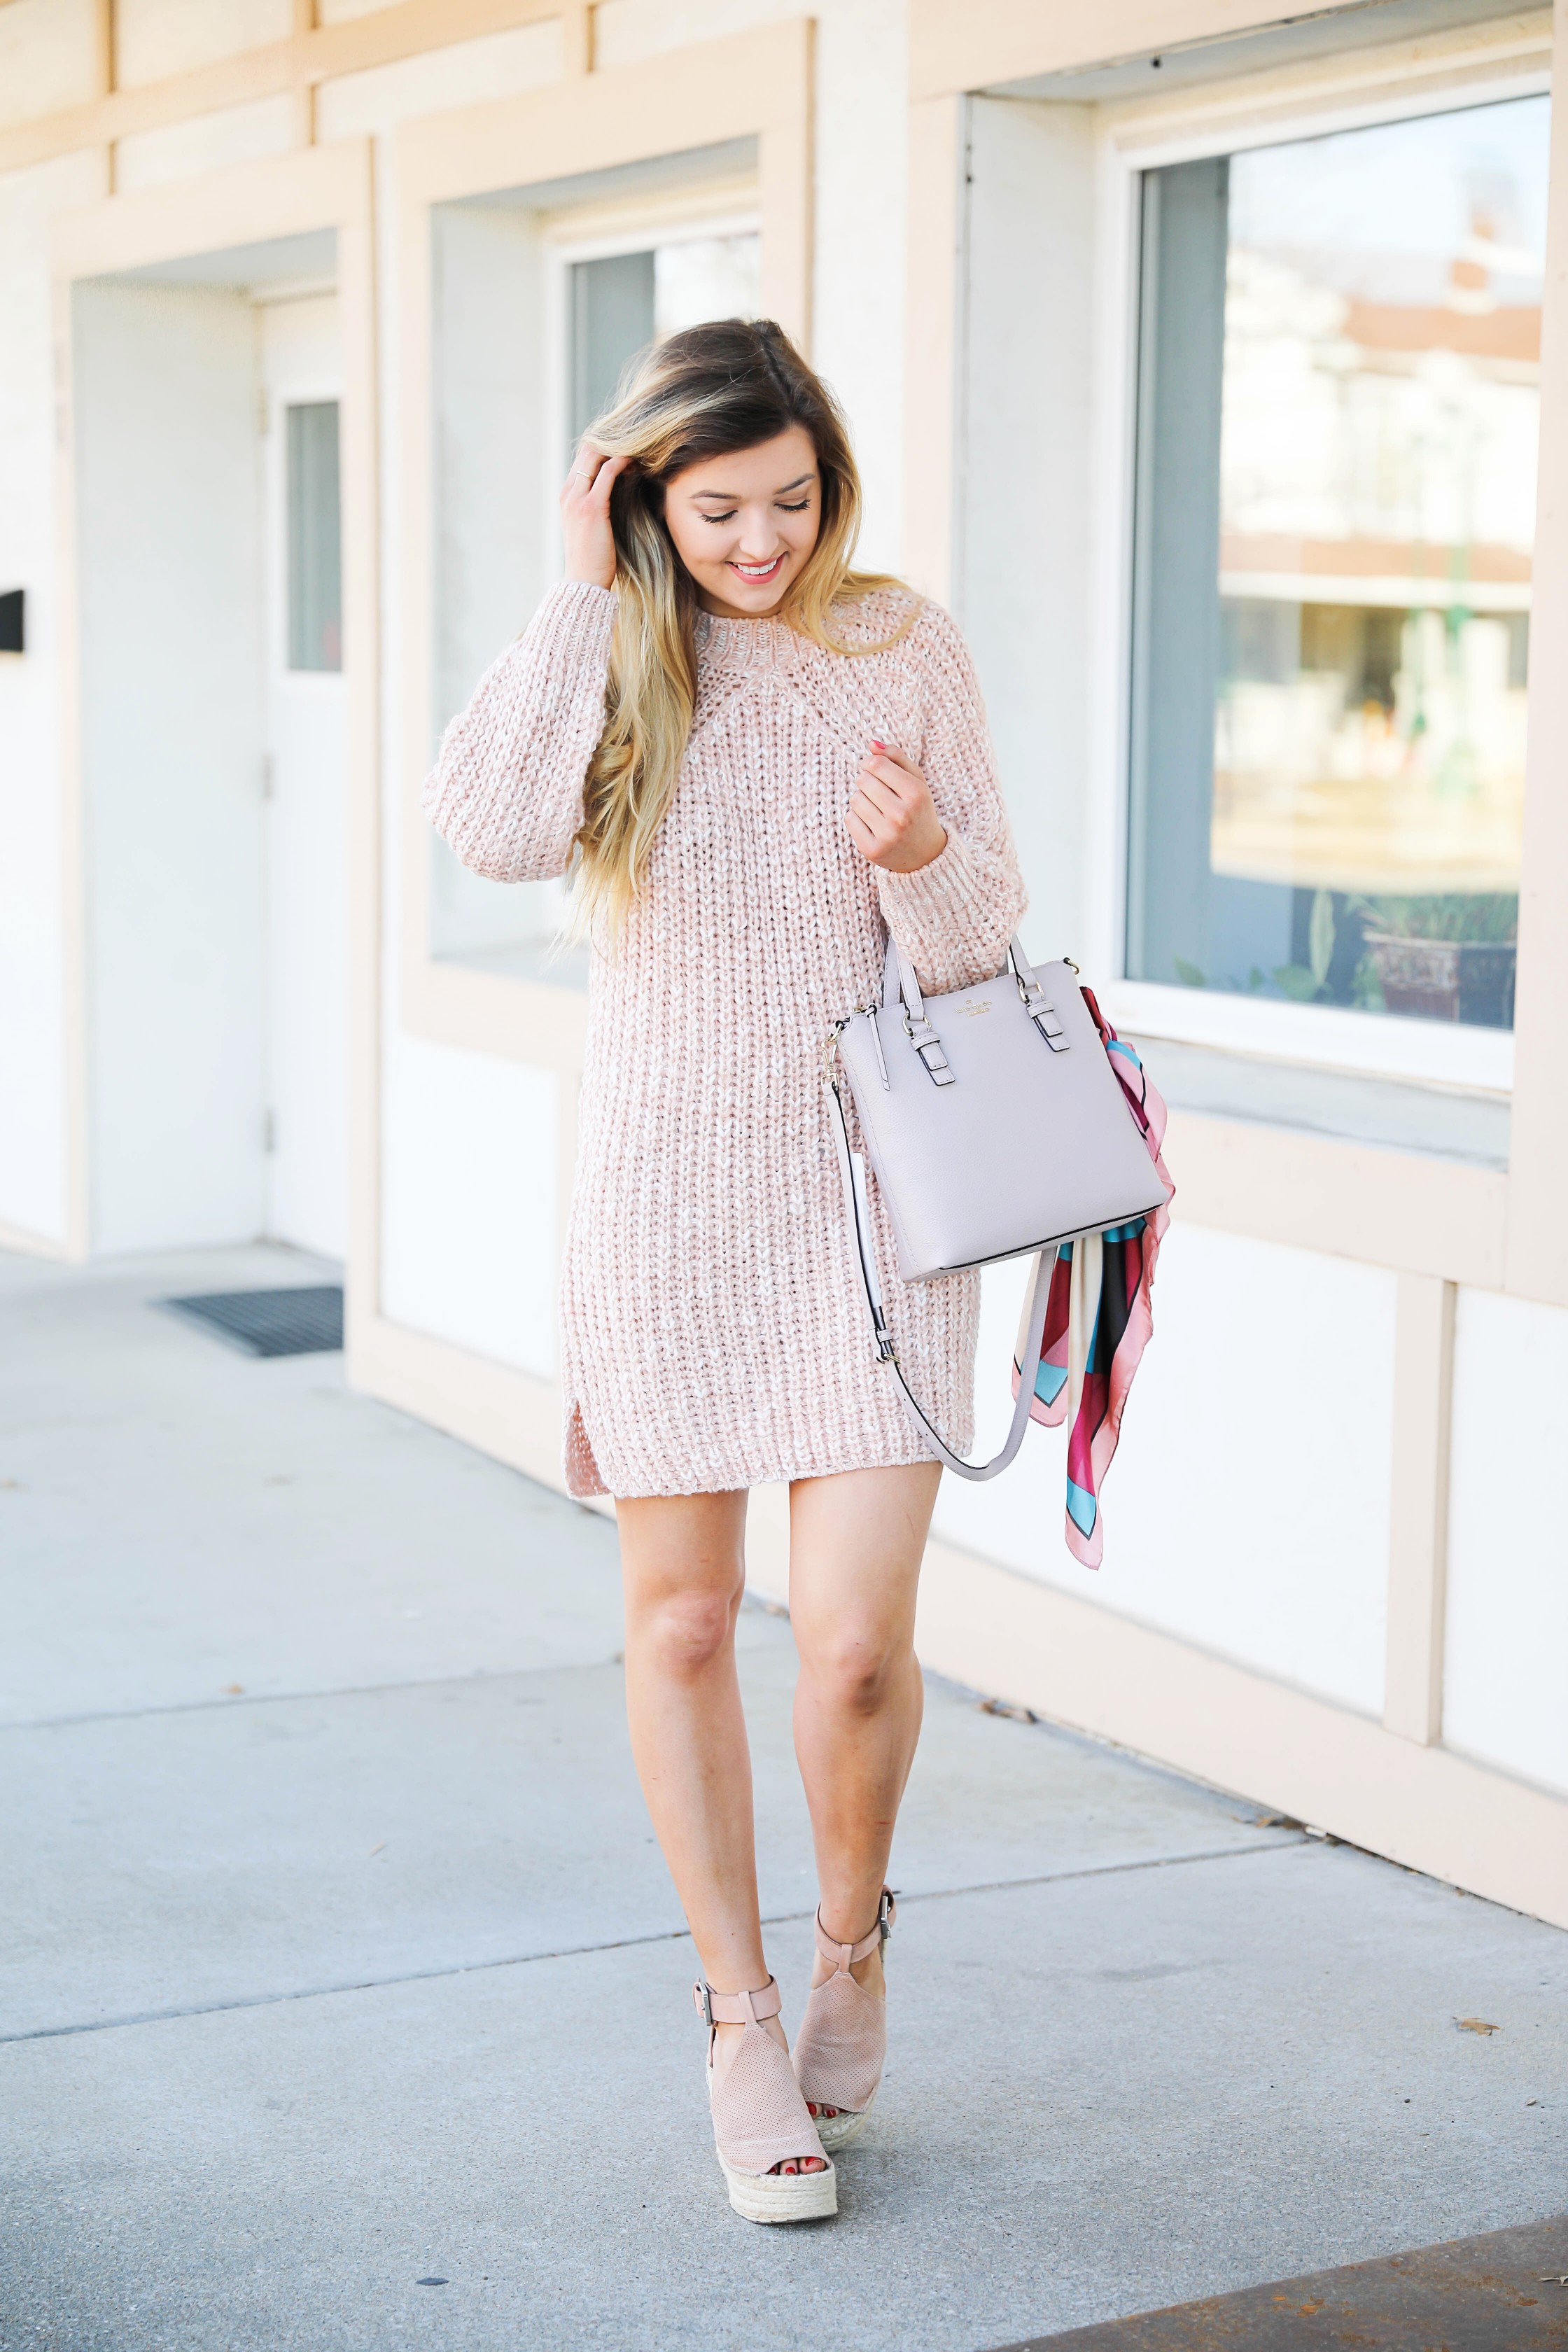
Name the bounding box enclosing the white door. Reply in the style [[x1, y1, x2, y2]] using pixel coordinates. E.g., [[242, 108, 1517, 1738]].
[[260, 295, 348, 1259]]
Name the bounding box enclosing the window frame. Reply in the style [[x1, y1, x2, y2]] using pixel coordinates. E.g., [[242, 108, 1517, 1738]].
[[539, 196, 763, 589], [392, 21, 813, 1089], [267, 371, 344, 688], [1088, 58, 1553, 1096]]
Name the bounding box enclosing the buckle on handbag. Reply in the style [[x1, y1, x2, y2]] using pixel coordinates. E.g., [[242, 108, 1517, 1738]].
[[903, 1014, 955, 1086], [1017, 976, 1070, 1052]]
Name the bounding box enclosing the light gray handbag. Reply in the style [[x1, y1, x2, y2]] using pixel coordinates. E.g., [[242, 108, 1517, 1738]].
[[825, 936, 1168, 1482]]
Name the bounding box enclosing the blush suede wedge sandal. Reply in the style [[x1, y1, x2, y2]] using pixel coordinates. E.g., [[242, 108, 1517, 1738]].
[[694, 1976, 837, 2223], [790, 1890, 895, 2153]]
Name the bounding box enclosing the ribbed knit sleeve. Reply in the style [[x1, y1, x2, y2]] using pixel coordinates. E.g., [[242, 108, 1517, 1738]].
[[876, 603, 1026, 995], [421, 580, 616, 883]]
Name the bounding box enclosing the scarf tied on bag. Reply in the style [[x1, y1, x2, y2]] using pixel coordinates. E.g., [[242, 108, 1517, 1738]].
[[1010, 990, 1173, 1569]]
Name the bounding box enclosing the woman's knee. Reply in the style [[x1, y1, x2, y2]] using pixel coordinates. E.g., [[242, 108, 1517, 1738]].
[[798, 1625, 912, 1718], [630, 1581, 741, 1677]]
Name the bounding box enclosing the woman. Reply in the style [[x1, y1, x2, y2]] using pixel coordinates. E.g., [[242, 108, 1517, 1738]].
[[425, 319, 1024, 2224]]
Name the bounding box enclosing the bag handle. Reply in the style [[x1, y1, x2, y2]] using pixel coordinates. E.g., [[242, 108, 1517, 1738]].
[[826, 1074, 1054, 1483], [881, 936, 1070, 1058]]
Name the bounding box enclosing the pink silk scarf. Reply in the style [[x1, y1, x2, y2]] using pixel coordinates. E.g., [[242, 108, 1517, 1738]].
[[1011, 988, 1173, 1569]]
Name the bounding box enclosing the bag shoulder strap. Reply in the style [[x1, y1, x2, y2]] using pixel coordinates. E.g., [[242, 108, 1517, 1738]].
[[826, 1076, 1053, 1483]]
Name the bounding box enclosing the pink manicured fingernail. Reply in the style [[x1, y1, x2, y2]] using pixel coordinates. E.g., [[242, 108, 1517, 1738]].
[[871, 738, 885, 750]]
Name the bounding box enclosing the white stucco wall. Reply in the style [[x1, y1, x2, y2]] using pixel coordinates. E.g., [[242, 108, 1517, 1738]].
[[0, 147, 105, 1244], [74, 279, 269, 1252], [932, 1224, 1398, 1714], [379, 1035, 559, 1377]]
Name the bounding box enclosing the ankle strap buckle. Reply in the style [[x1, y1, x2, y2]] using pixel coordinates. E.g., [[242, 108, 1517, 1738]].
[[693, 1975, 783, 2029], [815, 1889, 897, 1970]]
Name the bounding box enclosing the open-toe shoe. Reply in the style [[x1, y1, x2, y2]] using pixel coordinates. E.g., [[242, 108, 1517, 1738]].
[[695, 1976, 836, 2223]]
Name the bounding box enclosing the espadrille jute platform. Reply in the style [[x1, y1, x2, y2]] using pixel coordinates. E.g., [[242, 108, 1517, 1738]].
[[694, 1975, 836, 2222], [791, 1890, 895, 2153]]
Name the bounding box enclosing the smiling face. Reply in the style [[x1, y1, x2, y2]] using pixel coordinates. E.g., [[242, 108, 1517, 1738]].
[[659, 425, 822, 619]]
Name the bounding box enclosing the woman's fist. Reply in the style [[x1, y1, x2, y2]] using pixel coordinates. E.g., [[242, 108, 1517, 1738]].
[[560, 440, 629, 590], [846, 741, 948, 874]]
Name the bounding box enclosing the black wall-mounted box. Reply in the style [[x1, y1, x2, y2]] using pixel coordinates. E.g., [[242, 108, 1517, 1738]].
[[0, 590, 22, 654]]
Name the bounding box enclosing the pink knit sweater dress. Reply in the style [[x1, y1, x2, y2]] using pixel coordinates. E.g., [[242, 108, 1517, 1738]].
[[424, 579, 1026, 1499]]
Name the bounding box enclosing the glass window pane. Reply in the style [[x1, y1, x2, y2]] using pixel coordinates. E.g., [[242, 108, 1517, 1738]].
[[568, 232, 762, 450], [1127, 97, 1546, 1031], [569, 250, 655, 445], [286, 400, 342, 673]]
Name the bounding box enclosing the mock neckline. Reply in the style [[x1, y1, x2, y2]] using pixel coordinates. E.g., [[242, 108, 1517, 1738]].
[[695, 610, 800, 671]]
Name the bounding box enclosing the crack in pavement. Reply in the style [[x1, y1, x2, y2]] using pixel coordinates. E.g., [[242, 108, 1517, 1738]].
[[0, 1837, 1305, 2048], [0, 1660, 625, 1735]]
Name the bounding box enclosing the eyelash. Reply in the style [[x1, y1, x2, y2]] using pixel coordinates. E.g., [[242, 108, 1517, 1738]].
[[702, 499, 812, 524]]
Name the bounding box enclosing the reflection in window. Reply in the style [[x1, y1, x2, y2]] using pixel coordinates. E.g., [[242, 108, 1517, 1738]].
[[286, 400, 342, 673], [1127, 97, 1546, 1030], [568, 232, 761, 447]]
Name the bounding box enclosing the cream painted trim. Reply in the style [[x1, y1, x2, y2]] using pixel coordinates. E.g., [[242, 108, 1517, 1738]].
[[390, 19, 812, 216], [48, 144, 382, 1317], [907, 1532, 1568, 1931], [1093, 12, 1550, 158], [902, 94, 964, 598], [0, 1219, 71, 1262], [1384, 1274, 1456, 1745], [394, 19, 814, 1072], [351, 1306, 566, 1489], [1506, 0, 1568, 1303], [0, 0, 584, 179], [1107, 979, 1516, 1094], [909, 0, 1549, 102], [1158, 1111, 1507, 1285]]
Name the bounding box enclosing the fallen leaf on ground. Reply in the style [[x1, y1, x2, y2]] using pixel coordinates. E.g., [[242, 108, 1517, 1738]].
[[368, 1841, 387, 1856], [223, 1683, 244, 1695], [1455, 2016, 1499, 2034]]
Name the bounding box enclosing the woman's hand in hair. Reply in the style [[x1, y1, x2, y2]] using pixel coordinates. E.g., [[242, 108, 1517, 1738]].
[[561, 441, 629, 591], [846, 741, 948, 875]]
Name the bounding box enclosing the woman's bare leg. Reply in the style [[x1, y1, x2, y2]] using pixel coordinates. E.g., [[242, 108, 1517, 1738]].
[[617, 1488, 824, 2173], [788, 1463, 940, 2114]]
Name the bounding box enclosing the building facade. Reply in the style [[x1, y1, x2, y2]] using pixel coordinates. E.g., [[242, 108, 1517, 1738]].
[[1, 0, 1564, 1926]]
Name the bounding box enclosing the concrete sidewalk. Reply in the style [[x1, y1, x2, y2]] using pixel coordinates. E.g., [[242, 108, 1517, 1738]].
[[1, 1245, 1563, 2352]]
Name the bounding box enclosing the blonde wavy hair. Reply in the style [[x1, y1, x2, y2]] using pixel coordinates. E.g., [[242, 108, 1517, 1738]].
[[573, 317, 912, 937]]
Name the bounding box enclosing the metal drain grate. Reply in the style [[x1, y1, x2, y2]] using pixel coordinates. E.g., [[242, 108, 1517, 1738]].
[[160, 1285, 344, 1358]]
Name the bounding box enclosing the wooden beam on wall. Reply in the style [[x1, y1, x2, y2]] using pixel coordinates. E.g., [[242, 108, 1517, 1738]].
[[0, 0, 575, 177], [902, 92, 965, 600], [1383, 1273, 1455, 1746]]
